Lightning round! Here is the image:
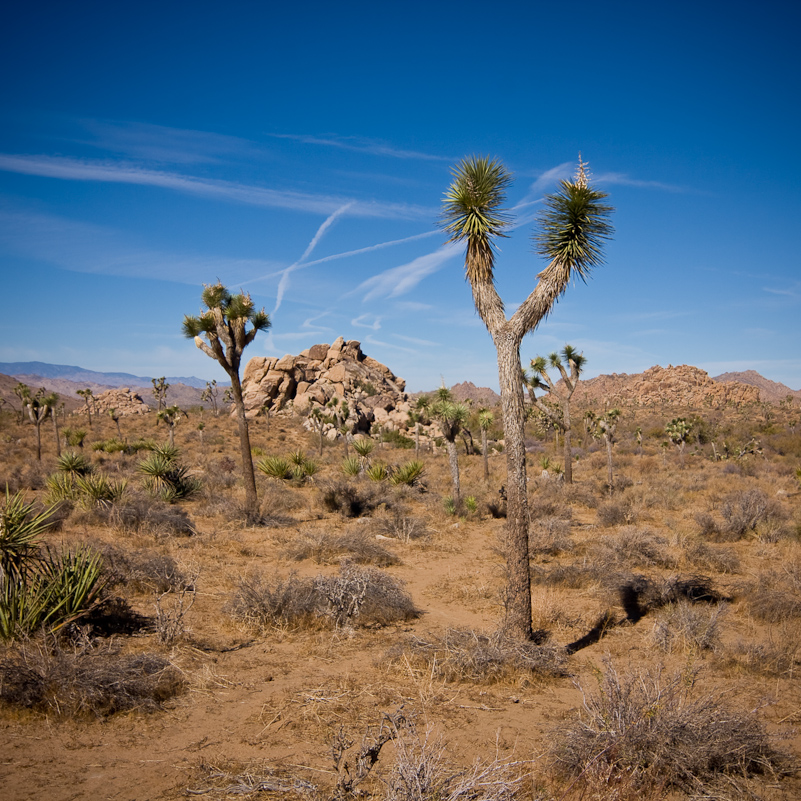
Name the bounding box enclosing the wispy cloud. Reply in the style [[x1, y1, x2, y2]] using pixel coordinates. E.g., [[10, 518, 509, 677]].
[[594, 172, 690, 193], [394, 333, 438, 347], [0, 153, 431, 220], [352, 314, 382, 330], [267, 132, 451, 162], [78, 119, 261, 165], [272, 203, 353, 315], [763, 282, 800, 299], [0, 207, 281, 284], [356, 244, 460, 301]]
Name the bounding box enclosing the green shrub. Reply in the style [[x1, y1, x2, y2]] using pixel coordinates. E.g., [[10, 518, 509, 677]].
[[380, 429, 415, 449]]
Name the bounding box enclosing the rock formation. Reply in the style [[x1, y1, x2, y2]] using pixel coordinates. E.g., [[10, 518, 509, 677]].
[[573, 365, 761, 408], [76, 388, 150, 417], [242, 338, 413, 434]]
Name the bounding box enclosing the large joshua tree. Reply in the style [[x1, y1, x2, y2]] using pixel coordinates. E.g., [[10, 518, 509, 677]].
[[526, 345, 587, 485], [182, 283, 270, 520], [440, 155, 613, 640]]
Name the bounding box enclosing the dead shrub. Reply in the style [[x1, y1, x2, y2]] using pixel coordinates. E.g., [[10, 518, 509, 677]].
[[387, 628, 568, 684], [726, 636, 801, 677], [531, 563, 603, 590], [742, 562, 801, 622], [529, 487, 572, 520], [96, 543, 187, 593], [551, 659, 790, 798], [719, 488, 787, 540], [650, 601, 727, 653], [596, 499, 634, 527], [282, 529, 400, 567], [370, 509, 429, 542], [591, 526, 677, 570], [90, 494, 196, 537], [229, 564, 418, 631], [682, 539, 740, 573], [320, 480, 390, 518], [0, 639, 185, 717], [529, 517, 573, 556]]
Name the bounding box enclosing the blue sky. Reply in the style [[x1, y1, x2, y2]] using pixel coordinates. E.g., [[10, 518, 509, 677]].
[[1, 0, 799, 392]]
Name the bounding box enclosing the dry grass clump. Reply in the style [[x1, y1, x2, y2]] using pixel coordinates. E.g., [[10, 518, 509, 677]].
[[230, 564, 418, 631], [530, 563, 604, 590], [0, 639, 185, 717], [387, 628, 569, 684], [682, 539, 740, 573], [529, 517, 573, 557], [188, 711, 526, 801], [370, 509, 429, 542], [84, 493, 196, 537], [742, 561, 801, 622], [281, 528, 400, 567], [708, 487, 792, 541], [551, 659, 790, 799], [97, 543, 187, 593], [590, 527, 677, 570], [596, 499, 635, 527], [650, 601, 727, 653]]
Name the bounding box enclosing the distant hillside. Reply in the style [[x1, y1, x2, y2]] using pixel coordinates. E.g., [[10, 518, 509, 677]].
[[0, 374, 82, 413], [449, 382, 501, 406], [713, 370, 801, 403], [0, 361, 212, 390]]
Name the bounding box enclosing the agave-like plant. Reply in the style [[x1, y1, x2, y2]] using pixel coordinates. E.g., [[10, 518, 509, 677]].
[[256, 456, 293, 481], [352, 437, 375, 460], [138, 452, 201, 501], [1, 490, 58, 586], [57, 450, 93, 476], [75, 473, 128, 506], [365, 462, 389, 482], [390, 460, 425, 487], [341, 456, 362, 477]]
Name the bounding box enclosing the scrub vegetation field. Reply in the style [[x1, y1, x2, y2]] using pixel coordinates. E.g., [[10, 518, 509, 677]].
[[1, 397, 800, 801]]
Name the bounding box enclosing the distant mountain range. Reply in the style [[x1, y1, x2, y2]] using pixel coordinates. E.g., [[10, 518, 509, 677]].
[[0, 362, 211, 390], [712, 370, 801, 403]]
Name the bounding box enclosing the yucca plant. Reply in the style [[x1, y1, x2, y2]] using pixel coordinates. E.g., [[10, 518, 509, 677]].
[[389, 460, 425, 487], [0, 546, 104, 640], [151, 443, 181, 461], [366, 462, 389, 482], [57, 450, 93, 476], [341, 456, 362, 477], [75, 473, 128, 506], [46, 472, 80, 504], [352, 437, 375, 460], [288, 449, 308, 466], [138, 452, 201, 502], [1, 490, 57, 586], [256, 455, 294, 480]]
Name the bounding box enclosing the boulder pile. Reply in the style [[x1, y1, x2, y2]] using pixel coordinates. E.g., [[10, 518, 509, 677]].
[[574, 365, 761, 408], [242, 338, 413, 435], [75, 388, 150, 417]]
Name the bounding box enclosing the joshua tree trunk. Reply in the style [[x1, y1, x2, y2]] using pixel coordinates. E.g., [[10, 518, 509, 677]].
[[481, 428, 489, 483], [605, 434, 614, 491], [51, 410, 61, 458], [415, 424, 420, 459], [563, 407, 572, 485], [230, 372, 258, 516], [445, 439, 461, 505], [496, 334, 533, 641]]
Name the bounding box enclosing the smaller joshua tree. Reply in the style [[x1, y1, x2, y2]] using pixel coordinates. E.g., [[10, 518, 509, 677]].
[[157, 406, 186, 448], [431, 387, 469, 506], [183, 282, 270, 520], [24, 389, 59, 461], [666, 417, 692, 468], [201, 379, 219, 416], [151, 377, 170, 413], [477, 407, 494, 483], [525, 345, 586, 485], [76, 388, 96, 427]]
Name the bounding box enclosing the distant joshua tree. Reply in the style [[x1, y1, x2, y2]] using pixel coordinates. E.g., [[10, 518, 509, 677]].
[[76, 388, 96, 427], [183, 282, 270, 520], [525, 345, 586, 485], [24, 388, 59, 460], [666, 417, 692, 468], [152, 377, 170, 413], [157, 405, 185, 448], [477, 407, 494, 483], [431, 387, 469, 506], [201, 379, 220, 416]]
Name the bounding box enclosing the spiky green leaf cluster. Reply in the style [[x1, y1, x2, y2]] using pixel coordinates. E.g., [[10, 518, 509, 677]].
[[534, 181, 614, 282], [440, 156, 513, 283]]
